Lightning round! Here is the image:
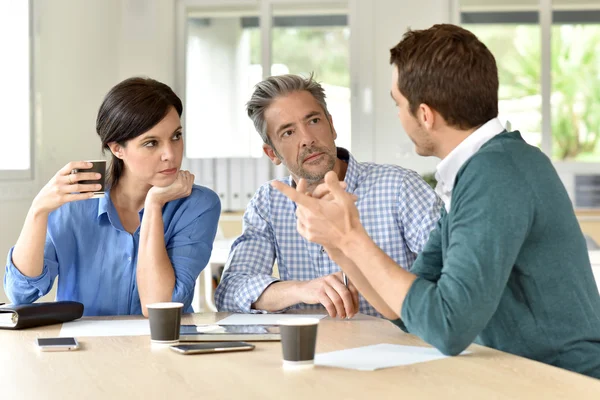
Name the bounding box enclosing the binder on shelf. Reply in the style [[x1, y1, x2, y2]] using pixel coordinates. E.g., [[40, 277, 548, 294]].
[[229, 158, 244, 211], [215, 158, 230, 211], [242, 158, 258, 208]]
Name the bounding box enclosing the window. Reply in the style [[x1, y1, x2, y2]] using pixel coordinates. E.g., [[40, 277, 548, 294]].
[[0, 0, 32, 177], [185, 7, 263, 158], [266, 6, 350, 150], [462, 0, 600, 163], [182, 1, 350, 159], [461, 2, 542, 147], [551, 17, 600, 162]]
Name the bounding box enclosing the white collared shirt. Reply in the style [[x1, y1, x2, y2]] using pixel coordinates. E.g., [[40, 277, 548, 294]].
[[435, 118, 506, 212]]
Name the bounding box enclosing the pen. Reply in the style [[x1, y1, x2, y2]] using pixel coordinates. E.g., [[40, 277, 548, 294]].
[[342, 273, 350, 319]]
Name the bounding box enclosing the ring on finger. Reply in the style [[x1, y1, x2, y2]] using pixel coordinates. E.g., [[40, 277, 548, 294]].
[[68, 174, 74, 185]]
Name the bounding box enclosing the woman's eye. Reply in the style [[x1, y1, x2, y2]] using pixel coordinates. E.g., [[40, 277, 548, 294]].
[[144, 141, 157, 147], [173, 132, 183, 140]]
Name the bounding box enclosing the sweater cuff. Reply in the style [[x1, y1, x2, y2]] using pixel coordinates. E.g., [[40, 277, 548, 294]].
[[400, 275, 429, 334], [388, 318, 409, 333]]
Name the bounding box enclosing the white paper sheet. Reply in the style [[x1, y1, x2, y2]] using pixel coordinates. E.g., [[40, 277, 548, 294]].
[[216, 313, 327, 325], [0, 311, 16, 327], [315, 344, 467, 371], [59, 319, 150, 337]]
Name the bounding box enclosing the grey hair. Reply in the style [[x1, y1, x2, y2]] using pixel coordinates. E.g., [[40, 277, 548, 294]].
[[246, 73, 329, 144]]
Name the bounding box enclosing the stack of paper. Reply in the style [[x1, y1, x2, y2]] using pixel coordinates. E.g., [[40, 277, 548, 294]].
[[59, 320, 150, 337], [315, 343, 466, 371]]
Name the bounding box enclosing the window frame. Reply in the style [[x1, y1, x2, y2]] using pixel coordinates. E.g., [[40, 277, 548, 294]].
[[175, 0, 352, 159]]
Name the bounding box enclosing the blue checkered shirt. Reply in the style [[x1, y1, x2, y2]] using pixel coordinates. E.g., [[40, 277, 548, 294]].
[[215, 148, 442, 317]]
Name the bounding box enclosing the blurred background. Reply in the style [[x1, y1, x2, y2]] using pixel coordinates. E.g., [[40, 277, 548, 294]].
[[1, 0, 599, 306]]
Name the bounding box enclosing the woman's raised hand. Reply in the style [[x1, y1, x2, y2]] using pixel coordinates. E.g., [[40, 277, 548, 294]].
[[32, 161, 102, 214]]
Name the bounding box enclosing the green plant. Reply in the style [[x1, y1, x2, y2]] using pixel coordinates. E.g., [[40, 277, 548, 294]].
[[421, 173, 437, 189], [494, 24, 600, 161]]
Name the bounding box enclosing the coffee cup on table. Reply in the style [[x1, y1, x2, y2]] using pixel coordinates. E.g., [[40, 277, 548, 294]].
[[147, 302, 183, 344], [278, 318, 320, 369]]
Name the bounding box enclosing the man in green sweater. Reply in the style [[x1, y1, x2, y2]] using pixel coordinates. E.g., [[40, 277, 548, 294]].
[[272, 24, 600, 378]]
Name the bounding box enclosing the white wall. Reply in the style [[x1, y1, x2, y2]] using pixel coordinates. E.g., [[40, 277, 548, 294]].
[[0, 0, 175, 303], [117, 0, 175, 86]]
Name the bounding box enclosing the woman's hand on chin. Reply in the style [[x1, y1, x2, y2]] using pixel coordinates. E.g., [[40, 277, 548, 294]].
[[145, 170, 194, 208]]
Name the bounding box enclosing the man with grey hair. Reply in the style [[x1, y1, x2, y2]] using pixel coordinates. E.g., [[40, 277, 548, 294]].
[[215, 73, 441, 318]]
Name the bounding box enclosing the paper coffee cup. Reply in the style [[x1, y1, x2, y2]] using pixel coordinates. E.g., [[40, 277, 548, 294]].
[[147, 302, 183, 344]]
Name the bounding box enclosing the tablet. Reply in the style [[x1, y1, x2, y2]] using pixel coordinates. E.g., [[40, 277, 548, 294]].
[[179, 324, 281, 342]]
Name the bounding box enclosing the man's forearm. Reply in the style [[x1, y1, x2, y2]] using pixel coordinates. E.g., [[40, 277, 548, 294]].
[[335, 228, 417, 318], [252, 281, 306, 312]]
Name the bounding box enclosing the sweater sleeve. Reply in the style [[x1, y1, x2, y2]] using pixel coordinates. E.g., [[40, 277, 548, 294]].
[[388, 210, 445, 332], [400, 152, 534, 355], [408, 209, 445, 281]]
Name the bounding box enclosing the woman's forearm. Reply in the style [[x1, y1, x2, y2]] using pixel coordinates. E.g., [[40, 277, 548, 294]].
[[137, 202, 175, 317], [12, 206, 51, 277]]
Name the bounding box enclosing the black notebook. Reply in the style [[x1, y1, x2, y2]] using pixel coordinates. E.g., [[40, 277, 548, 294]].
[[0, 301, 84, 330]]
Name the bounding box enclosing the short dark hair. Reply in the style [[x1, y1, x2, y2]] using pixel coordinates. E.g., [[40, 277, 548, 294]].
[[390, 24, 498, 130], [96, 77, 183, 188]]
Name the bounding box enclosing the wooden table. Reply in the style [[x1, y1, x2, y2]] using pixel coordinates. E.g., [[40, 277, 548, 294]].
[[0, 313, 598, 399]]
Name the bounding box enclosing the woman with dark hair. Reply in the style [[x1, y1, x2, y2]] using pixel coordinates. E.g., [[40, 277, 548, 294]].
[[4, 77, 221, 317]]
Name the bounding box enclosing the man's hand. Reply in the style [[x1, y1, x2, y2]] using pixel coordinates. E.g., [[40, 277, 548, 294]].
[[300, 272, 360, 318], [272, 171, 362, 250]]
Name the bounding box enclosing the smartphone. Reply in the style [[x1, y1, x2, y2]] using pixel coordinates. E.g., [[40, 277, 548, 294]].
[[170, 342, 255, 355], [36, 337, 80, 352]]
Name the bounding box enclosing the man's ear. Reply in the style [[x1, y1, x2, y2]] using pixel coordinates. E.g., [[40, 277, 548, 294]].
[[107, 142, 123, 159], [418, 103, 436, 130], [263, 143, 282, 165], [327, 113, 337, 141]]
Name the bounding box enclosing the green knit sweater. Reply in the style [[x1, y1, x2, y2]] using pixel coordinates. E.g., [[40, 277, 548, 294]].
[[396, 131, 600, 378]]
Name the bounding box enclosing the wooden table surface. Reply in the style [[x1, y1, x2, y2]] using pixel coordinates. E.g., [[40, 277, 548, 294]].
[[0, 312, 598, 399]]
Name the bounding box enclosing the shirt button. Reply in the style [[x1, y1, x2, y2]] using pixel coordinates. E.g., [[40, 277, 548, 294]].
[[128, 256, 132, 261], [321, 247, 325, 253]]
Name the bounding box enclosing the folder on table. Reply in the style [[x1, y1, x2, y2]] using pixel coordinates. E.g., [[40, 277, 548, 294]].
[[0, 301, 84, 330]]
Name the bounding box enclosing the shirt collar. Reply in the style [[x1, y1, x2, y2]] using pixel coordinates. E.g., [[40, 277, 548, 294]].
[[97, 188, 111, 221], [341, 148, 360, 193], [435, 117, 505, 193], [288, 147, 356, 191]]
